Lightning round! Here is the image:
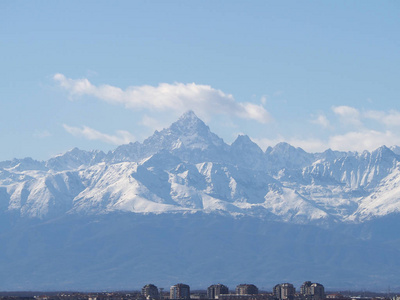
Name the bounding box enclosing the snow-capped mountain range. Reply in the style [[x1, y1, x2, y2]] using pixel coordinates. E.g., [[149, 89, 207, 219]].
[[2, 110, 400, 224], [4, 111, 400, 291]]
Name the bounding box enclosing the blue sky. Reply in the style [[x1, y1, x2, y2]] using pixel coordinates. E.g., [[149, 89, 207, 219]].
[[1, 1, 400, 161]]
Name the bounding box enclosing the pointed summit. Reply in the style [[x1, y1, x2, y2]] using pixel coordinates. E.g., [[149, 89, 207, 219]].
[[139, 110, 228, 162], [178, 110, 199, 121], [46, 147, 105, 171], [170, 110, 208, 135], [266, 142, 315, 171], [372, 145, 392, 156], [111, 111, 228, 164], [370, 145, 397, 165], [230, 135, 265, 170], [165, 110, 226, 149], [231, 135, 263, 155]]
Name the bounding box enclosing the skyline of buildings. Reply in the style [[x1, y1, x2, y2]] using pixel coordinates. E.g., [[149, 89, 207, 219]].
[[140, 282, 325, 300]]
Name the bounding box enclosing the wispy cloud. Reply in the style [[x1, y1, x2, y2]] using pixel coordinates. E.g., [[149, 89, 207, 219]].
[[311, 114, 331, 129], [364, 109, 400, 127], [260, 95, 267, 105], [332, 105, 362, 126], [55, 74, 400, 153], [252, 131, 400, 153], [54, 73, 272, 124], [328, 130, 400, 152], [63, 124, 135, 145]]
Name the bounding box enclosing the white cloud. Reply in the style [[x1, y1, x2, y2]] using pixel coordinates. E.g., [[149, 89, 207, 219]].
[[252, 130, 400, 153], [238, 102, 272, 123], [289, 138, 328, 153], [63, 124, 135, 145], [251, 106, 400, 153], [260, 95, 267, 105], [328, 130, 400, 152], [332, 105, 362, 126], [332, 105, 359, 117], [364, 110, 400, 127], [254, 130, 400, 153], [54, 73, 272, 124], [311, 114, 331, 129], [384, 111, 400, 126], [363, 110, 386, 121]]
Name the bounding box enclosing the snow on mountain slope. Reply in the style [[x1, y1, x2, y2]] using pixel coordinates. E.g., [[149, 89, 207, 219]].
[[69, 154, 328, 222], [1, 111, 400, 223], [7, 171, 84, 218], [349, 162, 400, 222], [72, 162, 187, 215], [0, 157, 47, 171], [261, 186, 330, 222], [301, 146, 399, 190], [109, 110, 229, 164], [46, 147, 106, 171], [106, 141, 143, 163], [266, 142, 315, 172]]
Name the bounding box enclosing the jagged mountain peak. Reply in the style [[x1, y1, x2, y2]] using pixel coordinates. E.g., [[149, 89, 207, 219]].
[[53, 147, 102, 158], [66, 146, 82, 154], [354, 145, 398, 164], [229, 134, 265, 170], [371, 145, 394, 156], [314, 148, 348, 162], [231, 135, 263, 154], [266, 142, 310, 160], [271, 142, 306, 153], [142, 111, 227, 153], [110, 111, 228, 164], [46, 147, 105, 171], [177, 109, 200, 122], [265, 142, 315, 172], [146, 110, 208, 139], [369, 145, 398, 167], [232, 134, 252, 143], [169, 110, 209, 135], [319, 148, 337, 161]]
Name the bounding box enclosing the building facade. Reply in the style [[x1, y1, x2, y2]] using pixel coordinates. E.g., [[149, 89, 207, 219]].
[[236, 284, 258, 295], [300, 282, 325, 300], [142, 284, 160, 300], [170, 283, 191, 299], [300, 282, 312, 296], [273, 283, 295, 300], [310, 283, 324, 300], [208, 284, 229, 299]]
